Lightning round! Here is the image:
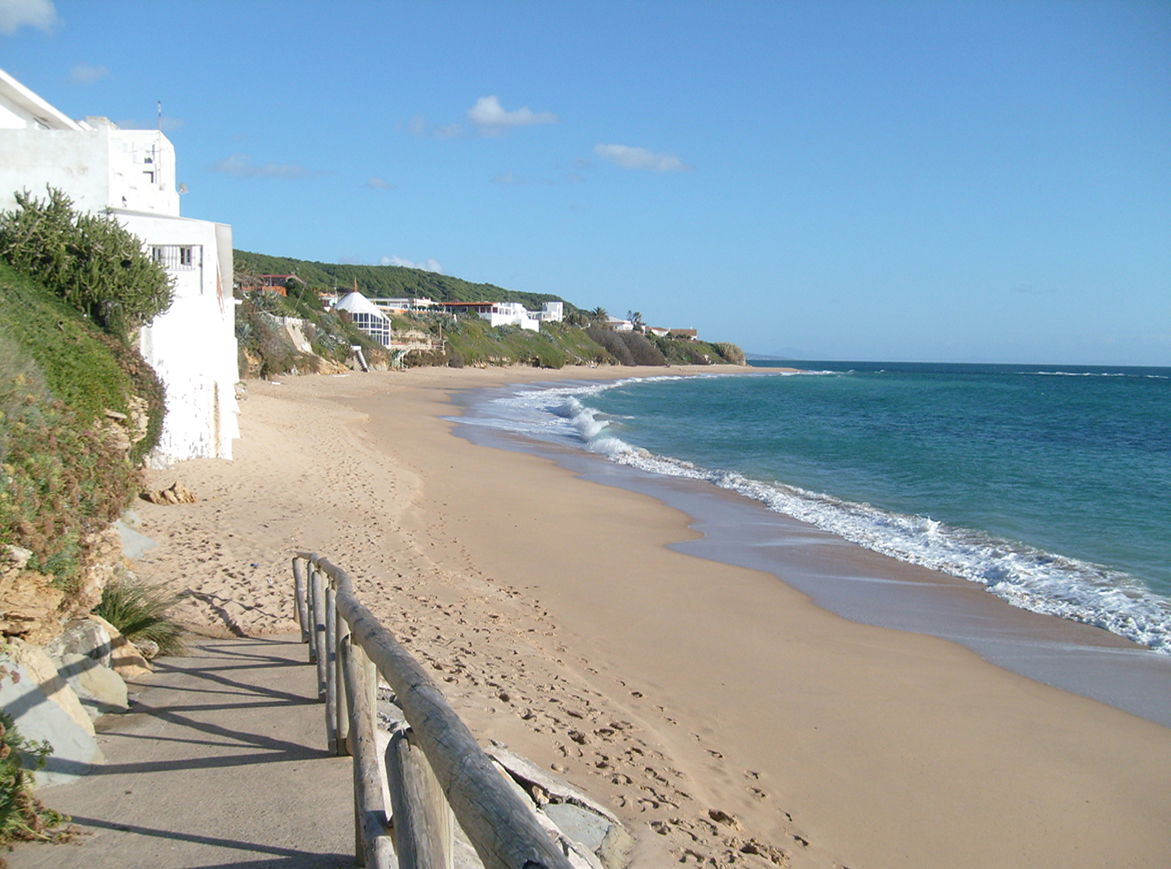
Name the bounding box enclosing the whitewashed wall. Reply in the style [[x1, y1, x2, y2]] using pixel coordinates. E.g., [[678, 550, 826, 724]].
[[0, 71, 238, 465], [126, 213, 239, 465]]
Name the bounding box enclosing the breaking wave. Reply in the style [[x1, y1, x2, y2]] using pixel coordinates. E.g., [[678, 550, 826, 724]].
[[483, 378, 1171, 654]]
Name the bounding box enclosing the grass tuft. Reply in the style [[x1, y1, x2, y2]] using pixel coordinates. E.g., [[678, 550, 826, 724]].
[[94, 579, 186, 657]]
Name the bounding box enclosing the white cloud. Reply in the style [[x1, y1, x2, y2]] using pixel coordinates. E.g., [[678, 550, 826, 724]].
[[380, 255, 442, 273], [593, 143, 689, 172], [364, 177, 395, 190], [406, 114, 463, 139], [69, 62, 109, 84], [468, 95, 558, 130], [0, 0, 56, 34], [210, 153, 322, 179]]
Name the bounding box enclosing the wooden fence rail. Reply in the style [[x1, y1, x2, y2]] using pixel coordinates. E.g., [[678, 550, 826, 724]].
[[292, 552, 574, 869]]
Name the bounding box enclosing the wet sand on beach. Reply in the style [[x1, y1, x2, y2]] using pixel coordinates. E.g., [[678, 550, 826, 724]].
[[132, 365, 1171, 868]]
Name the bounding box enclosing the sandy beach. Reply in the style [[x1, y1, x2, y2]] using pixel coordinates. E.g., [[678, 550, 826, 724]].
[[131, 365, 1171, 868]]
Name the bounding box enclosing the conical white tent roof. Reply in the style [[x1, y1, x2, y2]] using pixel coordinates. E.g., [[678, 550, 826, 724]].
[[334, 291, 387, 320]]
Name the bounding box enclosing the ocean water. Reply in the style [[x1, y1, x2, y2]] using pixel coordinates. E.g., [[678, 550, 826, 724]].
[[462, 361, 1171, 655]]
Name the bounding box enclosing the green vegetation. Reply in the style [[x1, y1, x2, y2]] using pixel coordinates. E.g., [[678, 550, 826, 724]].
[[236, 287, 744, 374], [94, 578, 185, 657], [0, 189, 166, 591], [443, 316, 603, 368], [0, 265, 145, 588], [0, 264, 164, 465], [235, 249, 572, 314], [234, 288, 389, 378], [235, 250, 745, 373], [586, 326, 668, 366], [0, 708, 70, 847], [0, 188, 173, 337]]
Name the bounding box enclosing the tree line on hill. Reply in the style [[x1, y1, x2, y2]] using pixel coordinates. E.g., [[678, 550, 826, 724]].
[[233, 250, 745, 373], [234, 250, 571, 314]]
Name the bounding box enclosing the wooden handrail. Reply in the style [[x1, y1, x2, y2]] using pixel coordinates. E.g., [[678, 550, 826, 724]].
[[293, 552, 573, 869]]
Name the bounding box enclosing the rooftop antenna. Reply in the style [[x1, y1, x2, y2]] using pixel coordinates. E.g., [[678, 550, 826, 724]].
[[156, 100, 162, 131]]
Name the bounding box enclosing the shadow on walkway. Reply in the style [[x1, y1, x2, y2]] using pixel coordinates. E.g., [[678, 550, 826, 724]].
[[7, 635, 355, 868]]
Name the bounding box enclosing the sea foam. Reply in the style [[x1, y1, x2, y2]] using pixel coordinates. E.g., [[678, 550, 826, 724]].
[[481, 378, 1171, 655]]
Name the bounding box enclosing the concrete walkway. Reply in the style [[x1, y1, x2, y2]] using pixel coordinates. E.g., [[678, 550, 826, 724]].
[[7, 634, 356, 868]]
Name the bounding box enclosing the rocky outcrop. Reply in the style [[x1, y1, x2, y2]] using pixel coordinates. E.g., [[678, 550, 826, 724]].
[[0, 547, 65, 644], [2, 637, 104, 788], [71, 525, 123, 619], [1, 611, 155, 787], [87, 613, 152, 680], [43, 616, 143, 715], [2, 609, 154, 790], [141, 481, 198, 505]]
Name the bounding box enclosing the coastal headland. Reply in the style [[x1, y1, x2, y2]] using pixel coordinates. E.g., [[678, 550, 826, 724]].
[[131, 365, 1171, 868]]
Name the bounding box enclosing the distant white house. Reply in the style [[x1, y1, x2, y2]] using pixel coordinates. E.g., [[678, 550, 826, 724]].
[[0, 68, 238, 466], [486, 301, 540, 331], [333, 291, 392, 346], [370, 297, 435, 314], [437, 301, 543, 331], [537, 301, 564, 322], [606, 317, 634, 332]]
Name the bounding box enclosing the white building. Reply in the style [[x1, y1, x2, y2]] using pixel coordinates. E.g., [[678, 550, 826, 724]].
[[370, 297, 435, 314], [334, 291, 391, 346], [486, 301, 540, 331], [438, 299, 565, 331], [537, 301, 564, 322], [0, 69, 238, 465]]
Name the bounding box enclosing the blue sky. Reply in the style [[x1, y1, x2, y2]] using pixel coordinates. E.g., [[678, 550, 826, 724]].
[[2, 0, 1168, 364]]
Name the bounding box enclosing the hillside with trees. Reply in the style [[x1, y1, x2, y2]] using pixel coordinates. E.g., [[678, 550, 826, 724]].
[[233, 251, 745, 374], [234, 250, 572, 313]]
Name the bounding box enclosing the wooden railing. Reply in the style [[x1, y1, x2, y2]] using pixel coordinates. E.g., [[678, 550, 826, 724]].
[[292, 552, 573, 869]]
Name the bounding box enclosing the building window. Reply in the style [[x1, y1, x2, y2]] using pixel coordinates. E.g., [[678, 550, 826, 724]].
[[350, 312, 390, 346], [150, 244, 201, 271]]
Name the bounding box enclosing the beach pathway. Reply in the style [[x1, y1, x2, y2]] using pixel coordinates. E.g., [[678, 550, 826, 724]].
[[6, 633, 355, 868]]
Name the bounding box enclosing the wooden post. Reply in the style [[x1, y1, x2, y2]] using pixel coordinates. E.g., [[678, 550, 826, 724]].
[[292, 556, 311, 649], [325, 585, 339, 753], [344, 638, 396, 868], [311, 565, 328, 701], [299, 553, 571, 869], [337, 593, 574, 869], [336, 605, 352, 756], [385, 724, 454, 869]]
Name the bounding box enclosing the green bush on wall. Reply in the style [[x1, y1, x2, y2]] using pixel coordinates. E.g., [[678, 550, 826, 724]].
[[0, 187, 173, 338]]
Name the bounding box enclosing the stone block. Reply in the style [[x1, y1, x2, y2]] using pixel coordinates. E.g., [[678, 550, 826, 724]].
[[57, 652, 129, 717], [1, 651, 104, 788], [87, 613, 153, 680], [5, 639, 93, 736], [43, 617, 114, 669]]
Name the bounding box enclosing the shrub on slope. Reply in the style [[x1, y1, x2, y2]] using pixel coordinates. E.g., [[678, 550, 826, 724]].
[[0, 265, 144, 589]]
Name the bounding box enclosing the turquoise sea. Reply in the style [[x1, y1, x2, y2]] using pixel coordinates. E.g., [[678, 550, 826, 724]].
[[462, 361, 1171, 656]]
